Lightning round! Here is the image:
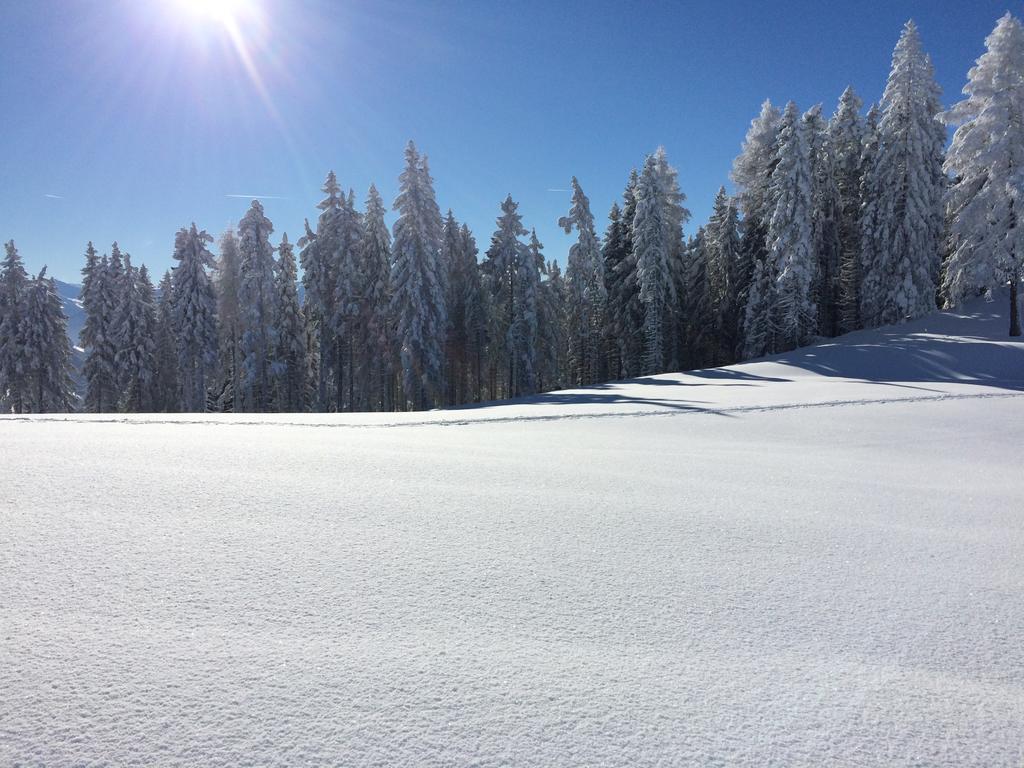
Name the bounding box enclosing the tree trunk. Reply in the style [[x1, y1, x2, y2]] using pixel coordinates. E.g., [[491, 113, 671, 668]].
[[1010, 272, 1021, 337]]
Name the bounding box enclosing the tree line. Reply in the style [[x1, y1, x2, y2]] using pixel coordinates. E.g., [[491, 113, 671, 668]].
[[1, 15, 1021, 414]]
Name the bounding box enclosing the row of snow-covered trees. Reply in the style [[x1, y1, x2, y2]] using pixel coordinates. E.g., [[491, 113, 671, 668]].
[[1, 14, 1021, 413]]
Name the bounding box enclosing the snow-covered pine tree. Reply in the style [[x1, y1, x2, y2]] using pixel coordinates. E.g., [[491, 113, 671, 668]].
[[942, 12, 1024, 336], [442, 210, 466, 406], [113, 255, 158, 411], [81, 251, 118, 413], [153, 270, 179, 411], [560, 177, 606, 384], [631, 149, 689, 374], [681, 229, 715, 369], [537, 258, 567, 392], [704, 187, 743, 364], [237, 200, 277, 412], [600, 202, 627, 378], [21, 268, 74, 413], [483, 195, 529, 398], [0, 241, 30, 413], [511, 229, 543, 396], [852, 103, 882, 331], [767, 101, 818, 352], [214, 229, 242, 411], [632, 155, 671, 374], [359, 184, 393, 409], [829, 87, 866, 334], [300, 171, 342, 411], [459, 223, 486, 403], [804, 104, 843, 338], [331, 189, 365, 411], [732, 99, 782, 353], [390, 141, 446, 410], [272, 233, 307, 411], [860, 20, 946, 328], [653, 151, 691, 372], [606, 171, 644, 377], [170, 224, 218, 412]]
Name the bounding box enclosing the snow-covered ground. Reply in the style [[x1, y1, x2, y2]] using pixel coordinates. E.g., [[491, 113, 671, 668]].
[[2, 295, 1023, 766]]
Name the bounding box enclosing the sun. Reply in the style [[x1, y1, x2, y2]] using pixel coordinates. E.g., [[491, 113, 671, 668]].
[[173, 0, 251, 26]]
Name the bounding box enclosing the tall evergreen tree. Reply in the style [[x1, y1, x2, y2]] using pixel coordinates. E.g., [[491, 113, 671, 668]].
[[170, 224, 218, 412], [459, 224, 486, 403], [537, 258, 567, 392], [21, 268, 74, 413], [0, 241, 30, 413], [633, 155, 673, 374], [215, 229, 243, 411], [860, 20, 946, 328], [804, 104, 843, 337], [330, 189, 364, 411], [272, 233, 308, 411], [359, 184, 394, 409], [113, 256, 158, 411], [744, 102, 817, 355], [300, 171, 342, 410], [704, 187, 743, 363], [631, 149, 688, 374], [606, 171, 644, 377], [81, 251, 118, 413], [560, 177, 606, 384], [237, 200, 277, 411], [390, 142, 446, 409], [830, 87, 867, 334], [942, 12, 1024, 336], [153, 270, 179, 412], [483, 195, 529, 397], [732, 100, 783, 354], [769, 101, 818, 351]]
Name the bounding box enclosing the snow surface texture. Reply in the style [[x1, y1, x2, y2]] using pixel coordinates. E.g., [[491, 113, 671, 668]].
[[2, 294, 1023, 767]]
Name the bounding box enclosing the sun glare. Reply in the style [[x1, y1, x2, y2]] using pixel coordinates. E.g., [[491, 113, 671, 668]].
[[174, 0, 250, 25]]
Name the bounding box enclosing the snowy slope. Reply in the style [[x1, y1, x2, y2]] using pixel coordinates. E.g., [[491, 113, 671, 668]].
[[1, 294, 1023, 767]]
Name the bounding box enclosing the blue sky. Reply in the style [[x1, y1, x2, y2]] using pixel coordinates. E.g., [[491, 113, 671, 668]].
[[0, 0, 1017, 282]]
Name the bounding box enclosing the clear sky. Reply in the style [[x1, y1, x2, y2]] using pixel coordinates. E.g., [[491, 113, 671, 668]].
[[0, 0, 1017, 283]]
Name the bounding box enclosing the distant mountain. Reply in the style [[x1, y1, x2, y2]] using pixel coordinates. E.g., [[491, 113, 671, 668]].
[[53, 279, 85, 348]]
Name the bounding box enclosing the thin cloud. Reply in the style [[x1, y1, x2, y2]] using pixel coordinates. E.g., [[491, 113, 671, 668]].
[[44, 193, 64, 199], [546, 188, 570, 193], [226, 194, 288, 200]]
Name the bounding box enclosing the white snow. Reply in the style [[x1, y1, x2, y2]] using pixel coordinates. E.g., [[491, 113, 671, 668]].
[[2, 294, 1022, 766]]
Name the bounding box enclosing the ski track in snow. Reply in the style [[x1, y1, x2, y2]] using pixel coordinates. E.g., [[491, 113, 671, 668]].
[[2, 295, 1023, 766]]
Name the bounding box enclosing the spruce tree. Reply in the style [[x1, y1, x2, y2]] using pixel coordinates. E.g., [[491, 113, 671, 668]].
[[390, 141, 446, 410], [331, 189, 365, 411], [22, 268, 74, 413], [537, 258, 567, 392], [829, 87, 866, 334], [942, 12, 1024, 336], [768, 101, 818, 351], [359, 184, 393, 409], [81, 251, 118, 413], [113, 256, 158, 411], [237, 200, 277, 411], [732, 100, 782, 353], [860, 20, 946, 328], [560, 177, 605, 384], [0, 241, 30, 413], [483, 195, 529, 397], [300, 172, 343, 411], [273, 233, 308, 411], [704, 188, 743, 364], [153, 271, 179, 412], [215, 229, 243, 411], [170, 224, 218, 412], [804, 104, 842, 338]]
